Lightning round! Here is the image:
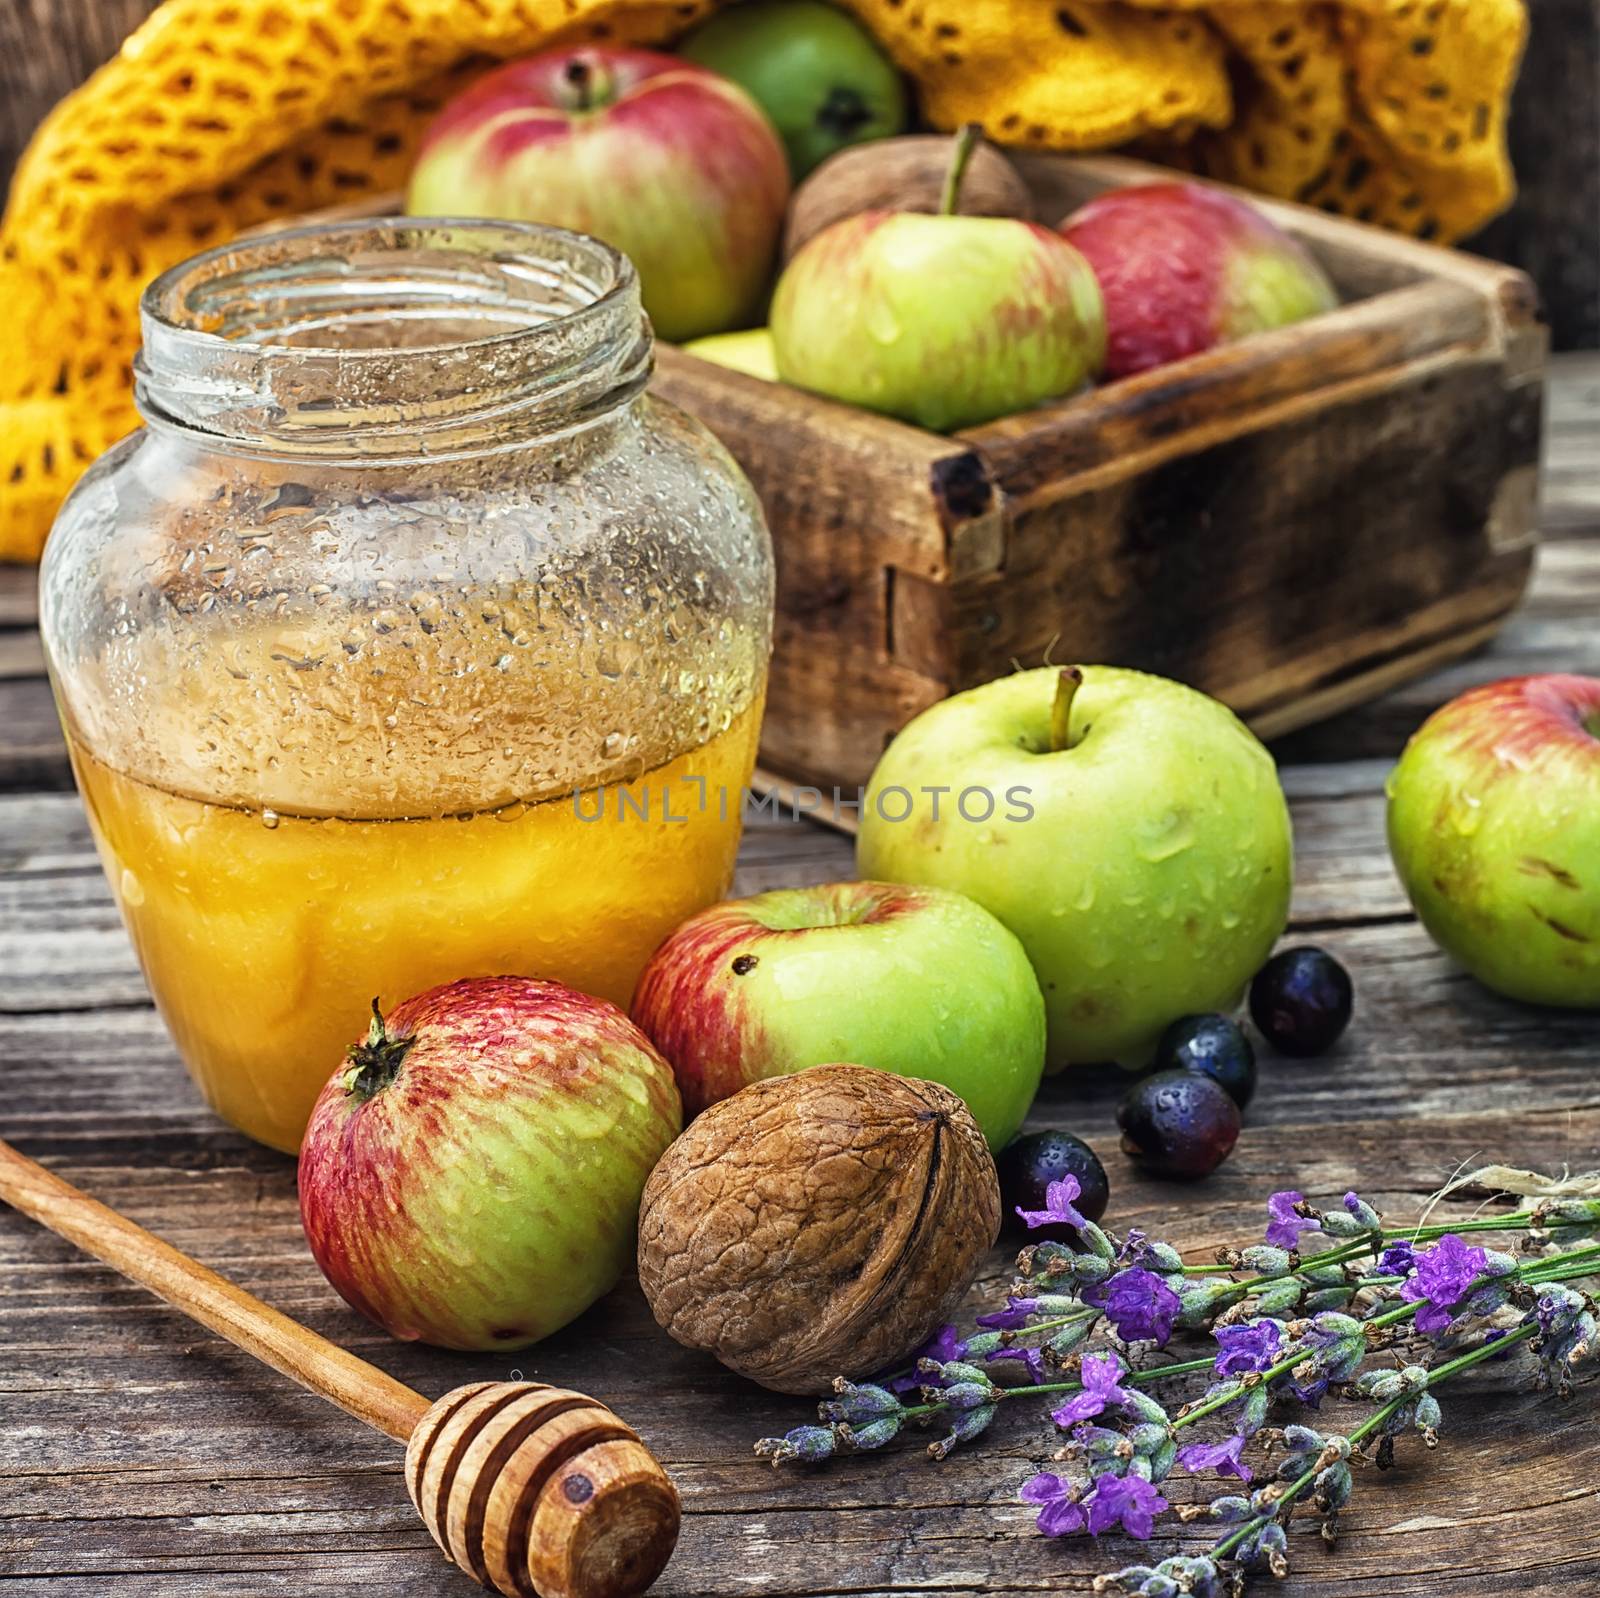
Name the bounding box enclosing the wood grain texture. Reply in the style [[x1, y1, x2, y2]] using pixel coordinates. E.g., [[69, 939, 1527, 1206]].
[[0, 1135, 432, 1443], [0, 367, 1596, 1597]]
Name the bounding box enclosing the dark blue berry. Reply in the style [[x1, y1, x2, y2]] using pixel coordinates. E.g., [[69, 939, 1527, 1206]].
[[996, 1130, 1110, 1241], [1250, 946, 1353, 1057], [1117, 1070, 1240, 1180], [1153, 1013, 1257, 1108]]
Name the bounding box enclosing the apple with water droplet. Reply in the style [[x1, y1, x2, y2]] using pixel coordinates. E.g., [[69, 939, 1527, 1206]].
[[1059, 181, 1338, 380], [298, 977, 682, 1351], [856, 666, 1293, 1070], [630, 880, 1046, 1147], [1386, 674, 1600, 1006], [407, 47, 790, 341], [770, 125, 1105, 430]]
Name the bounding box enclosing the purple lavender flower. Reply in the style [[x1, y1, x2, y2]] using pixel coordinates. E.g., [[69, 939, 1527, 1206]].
[[1290, 1374, 1329, 1408], [1534, 1286, 1585, 1340], [1377, 1238, 1417, 1277], [888, 1323, 966, 1393], [1265, 1190, 1321, 1250], [754, 1425, 836, 1465], [1017, 1175, 1086, 1232], [1019, 1470, 1088, 1537], [1287, 1311, 1366, 1405], [1051, 1351, 1131, 1427], [976, 1296, 1040, 1331], [1213, 1318, 1283, 1377], [1085, 1472, 1169, 1539], [1086, 1268, 1181, 1346], [1176, 1434, 1253, 1482], [1401, 1234, 1488, 1334], [989, 1345, 1047, 1382]]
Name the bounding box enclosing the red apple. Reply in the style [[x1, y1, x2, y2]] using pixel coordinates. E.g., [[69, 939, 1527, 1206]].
[[407, 48, 790, 340], [630, 880, 1046, 1148], [1059, 181, 1338, 380], [298, 977, 682, 1351], [1386, 674, 1600, 1007]]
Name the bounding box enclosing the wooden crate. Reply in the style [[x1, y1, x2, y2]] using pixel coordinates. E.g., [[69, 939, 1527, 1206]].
[[653, 152, 1546, 797]]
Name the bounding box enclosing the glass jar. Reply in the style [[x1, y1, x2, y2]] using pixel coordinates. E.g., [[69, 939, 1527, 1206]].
[[41, 219, 773, 1154]]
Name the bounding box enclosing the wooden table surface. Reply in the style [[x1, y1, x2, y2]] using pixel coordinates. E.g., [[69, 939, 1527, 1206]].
[[2, 354, 1598, 1597]]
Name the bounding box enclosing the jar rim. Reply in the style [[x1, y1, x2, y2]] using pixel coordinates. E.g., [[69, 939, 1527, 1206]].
[[134, 217, 652, 458], [140, 216, 636, 356]]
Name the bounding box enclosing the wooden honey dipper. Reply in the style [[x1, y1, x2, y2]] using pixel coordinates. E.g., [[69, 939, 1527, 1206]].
[[0, 1135, 680, 1598]]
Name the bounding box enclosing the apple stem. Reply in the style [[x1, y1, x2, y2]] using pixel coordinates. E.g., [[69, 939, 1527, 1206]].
[[341, 998, 416, 1100], [562, 57, 601, 113], [940, 123, 985, 217], [1050, 666, 1085, 752]]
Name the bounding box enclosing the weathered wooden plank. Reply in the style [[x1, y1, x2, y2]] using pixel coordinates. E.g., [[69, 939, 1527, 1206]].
[[3, 1110, 1597, 1596], [0, 672, 69, 792], [0, 560, 41, 625]]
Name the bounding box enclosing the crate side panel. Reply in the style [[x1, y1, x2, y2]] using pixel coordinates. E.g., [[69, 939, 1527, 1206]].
[[759, 622, 948, 794], [946, 354, 1543, 705]]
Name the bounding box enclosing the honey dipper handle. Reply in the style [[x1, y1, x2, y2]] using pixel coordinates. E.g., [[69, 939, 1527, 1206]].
[[0, 1136, 430, 1443]]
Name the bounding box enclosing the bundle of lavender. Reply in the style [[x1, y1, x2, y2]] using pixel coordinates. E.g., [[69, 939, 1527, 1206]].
[[756, 1177, 1600, 1596]]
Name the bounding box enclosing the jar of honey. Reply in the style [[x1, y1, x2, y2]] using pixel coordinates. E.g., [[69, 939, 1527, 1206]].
[[41, 220, 773, 1153]]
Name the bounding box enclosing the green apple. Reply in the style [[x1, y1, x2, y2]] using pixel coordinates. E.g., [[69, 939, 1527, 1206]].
[[857, 666, 1294, 1070], [681, 326, 779, 380], [679, 0, 907, 179], [1386, 673, 1600, 1007], [770, 127, 1105, 430], [630, 879, 1046, 1148]]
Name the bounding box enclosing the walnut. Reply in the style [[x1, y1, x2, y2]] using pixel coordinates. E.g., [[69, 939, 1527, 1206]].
[[782, 135, 1035, 263], [636, 1064, 1000, 1395]]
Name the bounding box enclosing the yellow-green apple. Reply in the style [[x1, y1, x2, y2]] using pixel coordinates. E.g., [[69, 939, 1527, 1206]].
[[1059, 181, 1337, 380], [1386, 674, 1600, 1007], [770, 126, 1105, 430], [682, 326, 779, 381], [857, 667, 1293, 1071], [679, 0, 908, 179], [407, 48, 790, 341], [298, 977, 682, 1351], [629, 880, 1045, 1147]]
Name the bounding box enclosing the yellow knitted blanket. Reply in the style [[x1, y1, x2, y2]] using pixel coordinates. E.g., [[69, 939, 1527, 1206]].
[[0, 0, 1526, 561]]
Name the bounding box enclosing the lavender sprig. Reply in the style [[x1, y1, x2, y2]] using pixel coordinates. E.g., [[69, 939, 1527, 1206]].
[[752, 1182, 1600, 1593]]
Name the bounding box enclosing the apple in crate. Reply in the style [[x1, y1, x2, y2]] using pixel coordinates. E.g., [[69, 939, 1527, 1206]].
[[1059, 182, 1338, 379], [1387, 674, 1600, 1007], [298, 977, 682, 1351], [857, 667, 1293, 1071], [407, 48, 790, 341], [630, 881, 1046, 1148], [770, 126, 1104, 430]]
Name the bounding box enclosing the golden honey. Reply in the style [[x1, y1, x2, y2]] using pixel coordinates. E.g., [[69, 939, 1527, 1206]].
[[69, 697, 761, 1153]]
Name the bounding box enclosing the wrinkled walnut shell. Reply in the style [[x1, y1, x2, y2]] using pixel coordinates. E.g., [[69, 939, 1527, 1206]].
[[782, 135, 1035, 263], [636, 1064, 1000, 1395]]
